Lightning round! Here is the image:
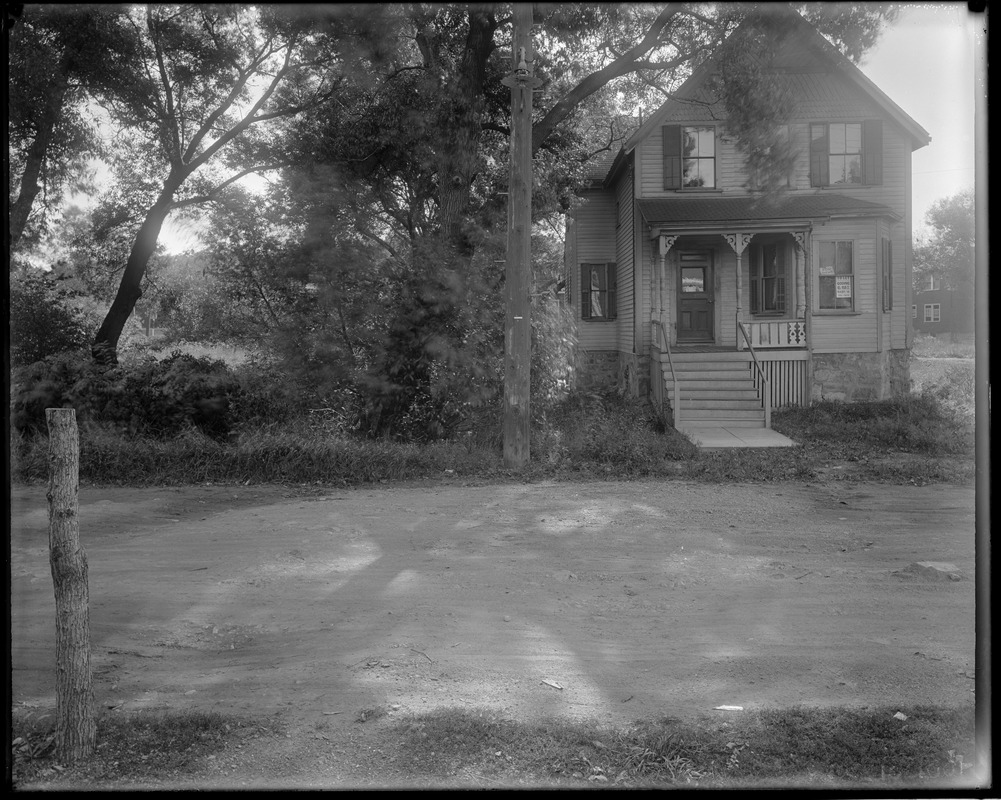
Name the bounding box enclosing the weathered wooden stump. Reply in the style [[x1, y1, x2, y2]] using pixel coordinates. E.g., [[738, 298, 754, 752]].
[[46, 408, 96, 763]]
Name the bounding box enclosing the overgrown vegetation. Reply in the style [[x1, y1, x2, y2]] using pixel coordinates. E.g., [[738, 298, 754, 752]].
[[11, 366, 974, 487]]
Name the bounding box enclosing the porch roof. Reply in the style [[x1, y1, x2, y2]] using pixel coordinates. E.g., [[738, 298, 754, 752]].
[[638, 194, 899, 231]]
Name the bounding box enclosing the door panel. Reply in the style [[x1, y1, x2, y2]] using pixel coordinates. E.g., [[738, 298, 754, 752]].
[[677, 251, 714, 342]]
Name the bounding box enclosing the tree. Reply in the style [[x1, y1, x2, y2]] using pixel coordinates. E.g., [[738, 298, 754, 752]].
[[7, 4, 139, 253], [87, 5, 347, 363], [913, 189, 975, 292]]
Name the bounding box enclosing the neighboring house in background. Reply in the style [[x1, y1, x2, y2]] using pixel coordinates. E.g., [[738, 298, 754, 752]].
[[911, 274, 974, 335], [564, 9, 930, 430]]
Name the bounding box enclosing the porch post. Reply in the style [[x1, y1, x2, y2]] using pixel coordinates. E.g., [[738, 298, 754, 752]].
[[654, 235, 676, 346], [723, 232, 753, 348], [793, 231, 807, 320]]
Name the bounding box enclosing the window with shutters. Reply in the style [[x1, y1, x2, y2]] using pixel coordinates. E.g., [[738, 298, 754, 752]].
[[663, 125, 716, 189], [580, 262, 616, 321], [817, 240, 854, 311], [810, 120, 882, 186], [924, 303, 941, 323], [749, 241, 787, 315], [881, 237, 893, 311]]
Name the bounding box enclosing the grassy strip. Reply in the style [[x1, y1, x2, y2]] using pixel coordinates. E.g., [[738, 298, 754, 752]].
[[11, 710, 280, 786], [390, 705, 977, 787], [11, 394, 974, 487]]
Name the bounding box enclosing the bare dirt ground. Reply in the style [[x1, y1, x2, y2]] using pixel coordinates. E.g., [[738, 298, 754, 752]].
[[10, 478, 977, 788]]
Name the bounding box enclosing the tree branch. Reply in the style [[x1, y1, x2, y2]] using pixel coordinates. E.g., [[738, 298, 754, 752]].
[[532, 4, 685, 153]]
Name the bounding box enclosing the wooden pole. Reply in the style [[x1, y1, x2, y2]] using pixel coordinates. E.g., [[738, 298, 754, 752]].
[[502, 3, 535, 469], [46, 408, 96, 763]]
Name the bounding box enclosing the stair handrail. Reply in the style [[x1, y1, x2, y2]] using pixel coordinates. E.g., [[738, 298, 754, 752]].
[[652, 318, 679, 426], [737, 321, 771, 428]]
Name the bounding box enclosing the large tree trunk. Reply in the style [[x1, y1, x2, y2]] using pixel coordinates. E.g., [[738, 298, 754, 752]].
[[91, 176, 183, 364], [434, 9, 497, 257], [9, 54, 71, 255]]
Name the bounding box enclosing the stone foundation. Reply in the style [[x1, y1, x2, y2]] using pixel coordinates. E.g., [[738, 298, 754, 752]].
[[811, 349, 911, 402], [578, 350, 649, 399], [578, 350, 619, 391]]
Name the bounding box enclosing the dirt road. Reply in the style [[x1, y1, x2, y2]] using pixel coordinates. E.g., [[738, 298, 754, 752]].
[[10, 478, 977, 785]]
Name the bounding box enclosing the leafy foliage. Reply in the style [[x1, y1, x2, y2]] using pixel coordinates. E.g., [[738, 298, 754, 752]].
[[11, 351, 242, 442], [8, 270, 97, 367], [913, 189, 975, 291]]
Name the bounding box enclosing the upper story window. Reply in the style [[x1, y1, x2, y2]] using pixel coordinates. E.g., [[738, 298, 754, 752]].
[[663, 125, 716, 189], [810, 120, 882, 187]]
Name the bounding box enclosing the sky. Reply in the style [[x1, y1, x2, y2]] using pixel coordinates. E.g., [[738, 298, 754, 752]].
[[854, 2, 983, 238], [159, 2, 985, 252]]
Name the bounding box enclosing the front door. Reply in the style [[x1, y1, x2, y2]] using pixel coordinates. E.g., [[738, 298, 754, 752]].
[[677, 250, 714, 342]]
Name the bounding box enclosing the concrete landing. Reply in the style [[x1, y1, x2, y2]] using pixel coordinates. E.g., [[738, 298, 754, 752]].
[[677, 425, 798, 449]]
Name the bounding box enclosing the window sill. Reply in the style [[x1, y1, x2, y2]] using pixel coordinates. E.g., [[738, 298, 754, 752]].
[[813, 310, 861, 316], [750, 312, 788, 318], [582, 318, 617, 323], [673, 188, 724, 194], [816, 184, 871, 190]]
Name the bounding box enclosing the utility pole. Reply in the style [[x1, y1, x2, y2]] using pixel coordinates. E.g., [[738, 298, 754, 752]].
[[502, 3, 538, 468]]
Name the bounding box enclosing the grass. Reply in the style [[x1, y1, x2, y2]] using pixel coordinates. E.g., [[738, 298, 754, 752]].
[[911, 332, 976, 359], [10, 708, 280, 787], [11, 704, 977, 789], [389, 704, 978, 787]]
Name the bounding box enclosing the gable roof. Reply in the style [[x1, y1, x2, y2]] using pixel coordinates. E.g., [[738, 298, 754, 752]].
[[615, 9, 929, 173]]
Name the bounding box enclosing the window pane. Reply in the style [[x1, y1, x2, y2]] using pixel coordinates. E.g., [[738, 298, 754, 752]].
[[683, 158, 714, 187], [819, 241, 835, 270], [836, 241, 853, 274], [845, 154, 861, 183], [683, 128, 698, 156], [829, 123, 845, 154], [845, 123, 862, 153], [681, 267, 705, 292], [699, 127, 715, 156], [829, 155, 844, 183], [820, 276, 836, 308]]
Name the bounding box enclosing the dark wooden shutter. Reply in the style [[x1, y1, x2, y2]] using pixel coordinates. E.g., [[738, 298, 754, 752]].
[[580, 263, 591, 319], [863, 120, 883, 185], [663, 125, 681, 189], [606, 262, 617, 320], [809, 124, 829, 187]]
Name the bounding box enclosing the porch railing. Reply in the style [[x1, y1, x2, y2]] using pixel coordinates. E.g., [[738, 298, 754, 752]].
[[737, 321, 771, 429], [738, 319, 808, 349], [652, 319, 680, 427]]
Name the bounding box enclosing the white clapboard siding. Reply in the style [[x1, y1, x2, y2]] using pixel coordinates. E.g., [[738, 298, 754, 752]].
[[615, 165, 635, 354], [571, 190, 618, 350]]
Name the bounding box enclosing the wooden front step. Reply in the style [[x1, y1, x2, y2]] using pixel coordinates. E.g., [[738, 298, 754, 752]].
[[661, 349, 766, 428]]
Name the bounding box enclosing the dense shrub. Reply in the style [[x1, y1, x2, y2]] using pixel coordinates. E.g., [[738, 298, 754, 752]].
[[9, 270, 96, 366], [11, 350, 243, 441]]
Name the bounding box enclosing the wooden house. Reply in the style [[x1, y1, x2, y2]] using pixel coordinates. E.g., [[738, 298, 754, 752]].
[[564, 10, 930, 429]]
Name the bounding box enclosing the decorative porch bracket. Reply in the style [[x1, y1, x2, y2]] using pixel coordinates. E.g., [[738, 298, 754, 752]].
[[723, 232, 754, 349], [792, 231, 807, 320]]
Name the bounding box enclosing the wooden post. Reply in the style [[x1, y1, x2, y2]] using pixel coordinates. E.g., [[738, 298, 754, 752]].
[[46, 408, 96, 763], [502, 3, 535, 468]]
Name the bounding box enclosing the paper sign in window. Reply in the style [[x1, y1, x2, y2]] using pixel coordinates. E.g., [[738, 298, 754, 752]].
[[835, 276, 852, 298]]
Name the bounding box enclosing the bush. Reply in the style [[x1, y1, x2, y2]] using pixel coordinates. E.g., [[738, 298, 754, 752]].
[[9, 270, 96, 367], [11, 350, 243, 441]]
